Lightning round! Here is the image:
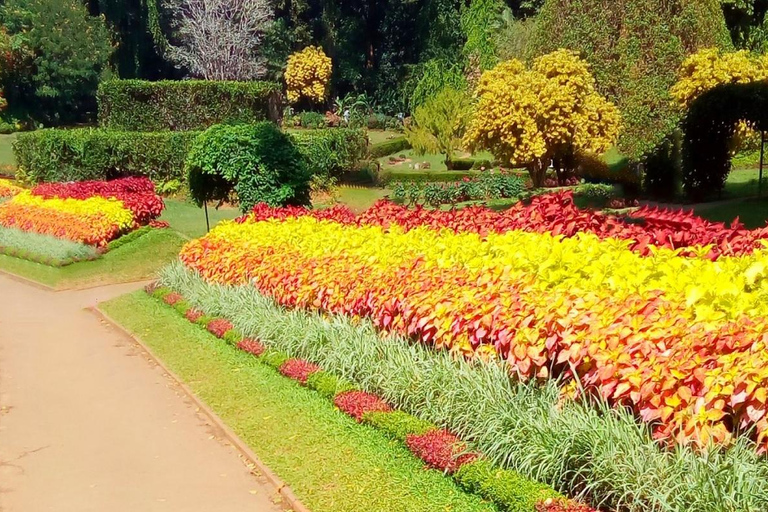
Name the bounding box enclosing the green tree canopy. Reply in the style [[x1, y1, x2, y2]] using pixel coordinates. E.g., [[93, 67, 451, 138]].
[[1, 0, 114, 124], [529, 0, 731, 159]]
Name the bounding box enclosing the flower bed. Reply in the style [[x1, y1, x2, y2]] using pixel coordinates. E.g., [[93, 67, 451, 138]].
[[146, 283, 589, 512], [180, 198, 768, 451], [0, 178, 22, 198], [0, 177, 164, 247]]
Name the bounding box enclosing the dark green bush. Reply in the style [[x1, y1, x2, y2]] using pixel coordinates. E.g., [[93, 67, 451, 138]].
[[362, 411, 437, 441], [291, 128, 368, 179], [306, 371, 357, 399], [575, 151, 641, 195], [14, 129, 197, 184], [369, 136, 411, 158], [454, 459, 561, 512], [187, 122, 310, 212], [643, 130, 683, 199], [97, 80, 281, 131]]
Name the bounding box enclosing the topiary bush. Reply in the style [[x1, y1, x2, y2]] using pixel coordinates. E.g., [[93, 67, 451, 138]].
[[97, 80, 282, 131], [14, 129, 197, 184], [369, 136, 411, 158], [291, 128, 368, 179], [186, 122, 311, 212]]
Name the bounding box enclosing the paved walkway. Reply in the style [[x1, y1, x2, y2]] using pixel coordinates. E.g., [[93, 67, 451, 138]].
[[0, 274, 286, 512]]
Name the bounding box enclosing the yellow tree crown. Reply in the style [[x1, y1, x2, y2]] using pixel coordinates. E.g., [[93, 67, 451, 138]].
[[465, 49, 621, 167], [284, 46, 332, 104]]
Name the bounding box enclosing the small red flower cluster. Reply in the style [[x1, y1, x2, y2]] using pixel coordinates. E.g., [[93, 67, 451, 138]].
[[237, 338, 266, 356], [162, 292, 183, 306], [405, 430, 478, 473], [333, 390, 391, 420], [279, 358, 322, 383], [535, 499, 598, 512], [185, 308, 204, 323], [206, 318, 233, 338]]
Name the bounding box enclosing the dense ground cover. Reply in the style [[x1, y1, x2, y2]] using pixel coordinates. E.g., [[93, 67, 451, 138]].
[[178, 195, 768, 454]]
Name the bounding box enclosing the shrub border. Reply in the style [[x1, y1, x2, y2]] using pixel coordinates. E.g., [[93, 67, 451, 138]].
[[145, 283, 592, 512]]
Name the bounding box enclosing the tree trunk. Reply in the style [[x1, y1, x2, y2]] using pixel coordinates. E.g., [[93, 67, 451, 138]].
[[528, 159, 547, 188]]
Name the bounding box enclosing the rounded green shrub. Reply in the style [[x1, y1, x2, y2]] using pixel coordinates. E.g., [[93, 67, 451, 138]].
[[186, 122, 311, 212]]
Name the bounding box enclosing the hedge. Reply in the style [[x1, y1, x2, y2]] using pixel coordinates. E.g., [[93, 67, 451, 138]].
[[291, 128, 369, 177], [97, 80, 282, 131], [14, 129, 198, 184], [370, 136, 411, 158]]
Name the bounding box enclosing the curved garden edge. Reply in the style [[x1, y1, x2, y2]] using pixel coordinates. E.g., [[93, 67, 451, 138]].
[[89, 305, 312, 512]]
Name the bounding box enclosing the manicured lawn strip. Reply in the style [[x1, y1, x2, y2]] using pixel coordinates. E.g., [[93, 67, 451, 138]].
[[0, 228, 185, 288], [157, 263, 768, 512], [159, 198, 241, 238], [146, 284, 575, 512], [100, 291, 498, 512]]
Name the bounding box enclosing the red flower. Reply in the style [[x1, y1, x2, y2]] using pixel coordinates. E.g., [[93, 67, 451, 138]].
[[333, 390, 390, 421], [405, 429, 477, 473], [185, 308, 204, 323], [163, 292, 183, 306], [237, 338, 266, 356], [279, 358, 322, 383], [206, 318, 234, 338], [535, 498, 597, 512]]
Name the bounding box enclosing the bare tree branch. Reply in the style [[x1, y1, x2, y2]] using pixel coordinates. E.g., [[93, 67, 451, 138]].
[[164, 0, 273, 80]]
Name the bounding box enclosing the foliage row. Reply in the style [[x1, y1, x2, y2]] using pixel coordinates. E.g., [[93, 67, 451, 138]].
[[97, 80, 282, 131]]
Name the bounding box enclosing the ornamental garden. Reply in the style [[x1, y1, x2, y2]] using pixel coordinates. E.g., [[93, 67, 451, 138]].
[[4, 1, 768, 511]]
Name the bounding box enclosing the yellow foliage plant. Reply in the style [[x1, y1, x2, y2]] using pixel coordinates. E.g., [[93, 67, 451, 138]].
[[284, 46, 332, 104], [671, 48, 768, 151], [464, 49, 621, 187]]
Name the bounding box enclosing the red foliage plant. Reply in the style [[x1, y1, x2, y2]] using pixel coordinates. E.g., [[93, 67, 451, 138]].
[[185, 308, 204, 323], [405, 429, 478, 473], [162, 292, 183, 306], [333, 390, 391, 421], [535, 499, 598, 512], [31, 177, 164, 226], [279, 358, 322, 383], [237, 338, 266, 356], [236, 192, 768, 259], [206, 318, 234, 338]]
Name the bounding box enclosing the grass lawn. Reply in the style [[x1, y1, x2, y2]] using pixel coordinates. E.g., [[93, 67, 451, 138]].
[[159, 198, 241, 239], [367, 129, 403, 145], [100, 291, 496, 512], [330, 185, 391, 212], [378, 149, 495, 174], [694, 197, 768, 228], [0, 229, 185, 289]]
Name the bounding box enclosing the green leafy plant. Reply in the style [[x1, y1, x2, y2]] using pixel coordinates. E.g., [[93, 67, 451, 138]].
[[405, 87, 471, 170], [97, 80, 281, 131], [186, 122, 310, 212], [298, 111, 327, 129], [14, 129, 197, 184], [362, 411, 437, 442]]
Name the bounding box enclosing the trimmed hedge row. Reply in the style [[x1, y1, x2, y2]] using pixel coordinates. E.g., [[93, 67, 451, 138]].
[[15, 125, 374, 188], [369, 136, 411, 158], [291, 128, 368, 178], [97, 80, 282, 131], [15, 129, 198, 184]]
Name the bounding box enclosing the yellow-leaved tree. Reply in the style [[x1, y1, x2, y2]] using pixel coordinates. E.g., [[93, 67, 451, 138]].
[[670, 48, 768, 108], [671, 48, 768, 154], [464, 49, 621, 187], [284, 46, 332, 104]]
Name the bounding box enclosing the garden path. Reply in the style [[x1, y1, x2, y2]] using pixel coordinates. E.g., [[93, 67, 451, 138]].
[[0, 274, 286, 512]]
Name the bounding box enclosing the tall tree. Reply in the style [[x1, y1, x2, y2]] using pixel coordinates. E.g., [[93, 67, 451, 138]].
[[1, 0, 114, 123], [530, 0, 731, 159], [162, 0, 273, 80]]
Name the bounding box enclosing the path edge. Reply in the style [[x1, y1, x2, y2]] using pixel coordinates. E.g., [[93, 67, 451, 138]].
[[89, 305, 312, 512]]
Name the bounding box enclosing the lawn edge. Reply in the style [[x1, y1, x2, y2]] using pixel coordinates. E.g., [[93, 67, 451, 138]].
[[89, 303, 312, 512]]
